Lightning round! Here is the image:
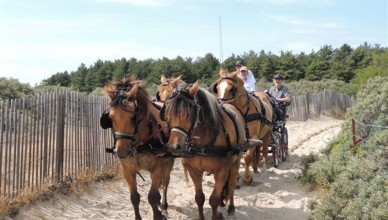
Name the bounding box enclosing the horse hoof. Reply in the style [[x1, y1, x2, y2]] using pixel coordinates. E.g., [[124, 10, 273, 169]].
[[243, 177, 253, 185], [161, 210, 169, 218], [235, 184, 240, 189], [253, 168, 259, 173], [228, 206, 236, 216], [217, 212, 225, 220]]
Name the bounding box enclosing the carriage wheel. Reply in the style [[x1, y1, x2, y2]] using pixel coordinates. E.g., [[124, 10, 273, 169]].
[[281, 127, 288, 162], [272, 132, 282, 168]]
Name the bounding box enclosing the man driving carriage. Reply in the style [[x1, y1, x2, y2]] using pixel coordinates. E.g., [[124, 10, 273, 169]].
[[265, 73, 291, 122]]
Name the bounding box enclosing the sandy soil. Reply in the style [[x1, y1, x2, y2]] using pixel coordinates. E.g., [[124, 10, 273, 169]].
[[14, 116, 343, 220]]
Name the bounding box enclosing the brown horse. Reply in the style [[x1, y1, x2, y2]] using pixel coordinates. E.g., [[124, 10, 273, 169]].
[[154, 75, 183, 107], [213, 68, 273, 183], [161, 81, 255, 220], [153, 75, 193, 183], [103, 77, 174, 220]]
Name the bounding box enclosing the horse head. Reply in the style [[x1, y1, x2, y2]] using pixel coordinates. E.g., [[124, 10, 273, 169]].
[[156, 75, 183, 102], [104, 78, 149, 159], [162, 81, 200, 154], [213, 68, 245, 101]]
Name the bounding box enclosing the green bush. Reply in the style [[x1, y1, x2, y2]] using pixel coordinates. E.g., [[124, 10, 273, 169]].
[[256, 79, 355, 96], [0, 77, 34, 100], [302, 76, 388, 219]]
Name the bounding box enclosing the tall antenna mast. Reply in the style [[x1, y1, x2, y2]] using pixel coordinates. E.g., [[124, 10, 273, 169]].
[[219, 16, 224, 64]]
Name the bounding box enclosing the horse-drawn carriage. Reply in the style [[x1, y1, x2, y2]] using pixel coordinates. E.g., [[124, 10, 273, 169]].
[[99, 70, 289, 220]]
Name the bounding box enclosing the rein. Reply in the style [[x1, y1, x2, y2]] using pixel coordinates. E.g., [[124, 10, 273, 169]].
[[162, 86, 250, 157], [217, 77, 272, 125], [162, 89, 200, 142]]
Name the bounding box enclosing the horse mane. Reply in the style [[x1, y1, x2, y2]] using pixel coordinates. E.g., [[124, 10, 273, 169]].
[[104, 77, 150, 116], [165, 85, 220, 136], [196, 87, 221, 133]]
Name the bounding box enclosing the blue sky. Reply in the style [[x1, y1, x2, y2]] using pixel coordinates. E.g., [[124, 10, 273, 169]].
[[0, 0, 387, 85]]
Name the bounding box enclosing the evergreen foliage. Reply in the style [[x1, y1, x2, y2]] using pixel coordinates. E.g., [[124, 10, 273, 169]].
[[301, 76, 388, 219], [39, 43, 386, 95]]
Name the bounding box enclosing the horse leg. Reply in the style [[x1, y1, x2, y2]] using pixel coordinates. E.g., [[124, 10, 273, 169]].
[[149, 168, 165, 220], [260, 133, 272, 176], [182, 159, 190, 185], [227, 157, 240, 216], [160, 159, 174, 217], [122, 170, 142, 220], [209, 170, 228, 220], [188, 168, 205, 220], [252, 146, 260, 173], [243, 149, 253, 184]]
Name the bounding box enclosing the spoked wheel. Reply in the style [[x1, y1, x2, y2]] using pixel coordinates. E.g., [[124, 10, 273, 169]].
[[281, 127, 288, 162], [272, 132, 282, 168]]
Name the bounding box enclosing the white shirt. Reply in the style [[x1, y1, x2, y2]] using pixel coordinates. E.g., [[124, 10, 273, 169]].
[[238, 70, 256, 92]]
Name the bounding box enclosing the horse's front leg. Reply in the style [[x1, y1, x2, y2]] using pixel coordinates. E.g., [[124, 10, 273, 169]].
[[210, 170, 228, 220], [243, 149, 254, 184], [188, 167, 205, 220], [160, 158, 174, 218], [121, 165, 142, 220], [149, 167, 166, 220]]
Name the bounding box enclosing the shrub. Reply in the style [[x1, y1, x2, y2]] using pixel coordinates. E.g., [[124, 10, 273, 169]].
[[303, 76, 388, 219]]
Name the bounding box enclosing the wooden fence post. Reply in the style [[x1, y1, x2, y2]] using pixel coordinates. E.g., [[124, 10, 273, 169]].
[[55, 91, 65, 182]]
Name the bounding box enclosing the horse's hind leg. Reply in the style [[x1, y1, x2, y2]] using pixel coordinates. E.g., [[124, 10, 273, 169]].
[[260, 132, 272, 176], [188, 168, 206, 220], [182, 159, 190, 184], [122, 170, 142, 220], [252, 146, 260, 173], [227, 157, 240, 216], [160, 159, 174, 217], [149, 168, 166, 220]]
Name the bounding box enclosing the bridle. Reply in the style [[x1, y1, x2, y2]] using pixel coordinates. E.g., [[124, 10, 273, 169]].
[[109, 86, 141, 157], [215, 77, 250, 115], [160, 86, 200, 143]]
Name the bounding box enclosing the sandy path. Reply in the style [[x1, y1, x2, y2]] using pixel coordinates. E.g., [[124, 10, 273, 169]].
[[14, 116, 343, 220]]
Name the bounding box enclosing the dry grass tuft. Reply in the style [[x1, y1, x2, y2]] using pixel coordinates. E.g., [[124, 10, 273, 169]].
[[0, 165, 120, 219]]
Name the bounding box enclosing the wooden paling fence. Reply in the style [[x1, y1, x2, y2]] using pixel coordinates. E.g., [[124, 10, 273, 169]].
[[0, 89, 352, 201], [287, 91, 352, 121], [0, 90, 115, 200]]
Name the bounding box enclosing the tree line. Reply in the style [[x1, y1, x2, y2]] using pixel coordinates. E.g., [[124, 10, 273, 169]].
[[41, 42, 386, 93], [1, 42, 387, 100]]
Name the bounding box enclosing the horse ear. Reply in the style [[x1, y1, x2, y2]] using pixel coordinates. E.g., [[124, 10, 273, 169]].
[[230, 70, 238, 78], [104, 84, 116, 99], [171, 75, 182, 87], [212, 82, 218, 94], [190, 81, 199, 97], [127, 83, 139, 98], [161, 75, 167, 83], [219, 68, 227, 78]]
